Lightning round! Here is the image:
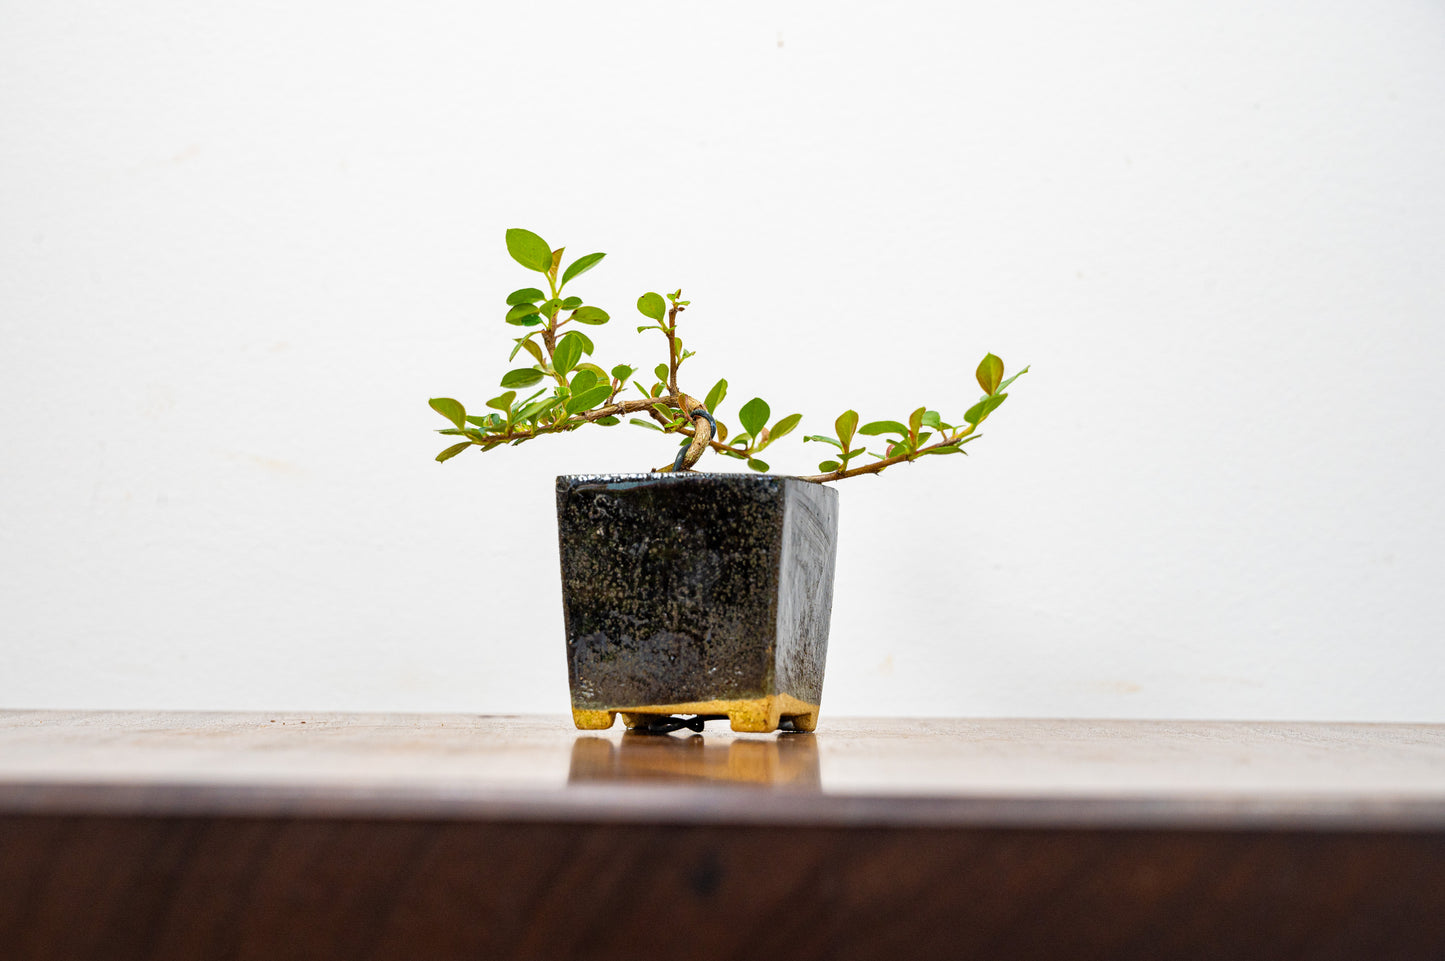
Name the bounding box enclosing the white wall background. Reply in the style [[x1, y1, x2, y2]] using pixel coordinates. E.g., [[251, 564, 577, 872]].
[[3, 0, 1443, 720]]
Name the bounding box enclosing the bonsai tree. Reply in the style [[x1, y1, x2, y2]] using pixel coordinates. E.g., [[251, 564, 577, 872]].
[[429, 228, 1026, 480]]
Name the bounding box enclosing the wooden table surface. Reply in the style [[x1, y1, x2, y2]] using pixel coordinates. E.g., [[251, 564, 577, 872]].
[[3, 711, 1444, 960]]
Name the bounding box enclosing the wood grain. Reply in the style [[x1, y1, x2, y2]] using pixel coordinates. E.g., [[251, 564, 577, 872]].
[[2, 816, 1443, 961], [2, 712, 1444, 959]]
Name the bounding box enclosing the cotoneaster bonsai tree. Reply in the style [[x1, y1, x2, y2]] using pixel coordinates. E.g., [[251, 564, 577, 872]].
[[429, 229, 1027, 477], [430, 228, 1027, 735]]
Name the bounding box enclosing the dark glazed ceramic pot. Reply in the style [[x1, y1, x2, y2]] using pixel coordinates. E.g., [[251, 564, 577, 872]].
[[556, 473, 839, 733]]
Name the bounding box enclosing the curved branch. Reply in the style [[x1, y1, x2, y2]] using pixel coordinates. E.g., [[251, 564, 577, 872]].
[[676, 398, 713, 469]]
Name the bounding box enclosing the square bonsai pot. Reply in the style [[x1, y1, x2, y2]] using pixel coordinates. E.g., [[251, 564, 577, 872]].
[[556, 472, 839, 733]]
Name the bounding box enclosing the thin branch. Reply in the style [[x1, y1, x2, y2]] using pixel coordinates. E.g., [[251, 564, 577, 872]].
[[462, 396, 694, 450], [666, 303, 682, 396], [795, 426, 978, 483]]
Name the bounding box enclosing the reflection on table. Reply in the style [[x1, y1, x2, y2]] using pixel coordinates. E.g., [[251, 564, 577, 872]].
[[568, 731, 820, 788]]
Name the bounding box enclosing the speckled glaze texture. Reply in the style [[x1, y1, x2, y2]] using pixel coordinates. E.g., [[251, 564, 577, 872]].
[[556, 473, 839, 716]]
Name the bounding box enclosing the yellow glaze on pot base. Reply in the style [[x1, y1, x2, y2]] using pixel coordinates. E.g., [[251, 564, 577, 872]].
[[571, 693, 820, 733]]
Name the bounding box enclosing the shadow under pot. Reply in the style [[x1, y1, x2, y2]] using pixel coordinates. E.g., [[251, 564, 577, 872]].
[[556, 473, 839, 733]]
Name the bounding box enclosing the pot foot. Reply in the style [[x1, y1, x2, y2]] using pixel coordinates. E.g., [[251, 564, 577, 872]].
[[619, 713, 657, 730], [571, 709, 616, 730], [728, 698, 782, 734], [781, 712, 818, 732]]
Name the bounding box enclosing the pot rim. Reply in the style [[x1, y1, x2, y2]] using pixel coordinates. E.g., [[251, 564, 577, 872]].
[[556, 471, 823, 486]]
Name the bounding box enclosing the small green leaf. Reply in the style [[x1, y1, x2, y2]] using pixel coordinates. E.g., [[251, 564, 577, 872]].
[[560, 329, 594, 357], [506, 287, 544, 306], [561, 252, 606, 287], [500, 368, 544, 389], [997, 365, 1030, 393], [518, 338, 545, 364], [654, 364, 669, 383], [921, 410, 942, 430], [630, 417, 663, 431], [436, 427, 465, 436], [835, 410, 859, 449], [463, 416, 490, 428], [505, 313, 543, 327], [909, 406, 926, 436], [518, 397, 560, 423], [575, 362, 609, 382], [804, 434, 842, 449], [566, 384, 613, 414], [436, 442, 470, 463], [845, 446, 867, 459], [560, 296, 583, 310], [539, 298, 562, 316], [595, 415, 620, 426], [611, 364, 635, 382], [929, 444, 964, 455], [486, 391, 516, 413], [859, 420, 908, 436], [705, 378, 728, 414], [570, 369, 598, 394], [572, 306, 610, 325], [770, 413, 802, 442], [428, 397, 467, 430], [553, 336, 582, 375], [818, 460, 841, 472], [963, 393, 1007, 426], [637, 292, 666, 322], [739, 398, 770, 439], [505, 228, 553, 272], [746, 458, 769, 473], [976, 353, 1005, 395], [505, 303, 540, 322]]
